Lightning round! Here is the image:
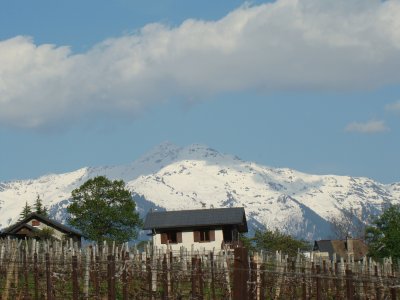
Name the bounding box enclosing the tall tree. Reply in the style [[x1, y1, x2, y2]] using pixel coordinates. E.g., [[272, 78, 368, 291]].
[[67, 176, 142, 243], [34, 195, 48, 216], [19, 201, 32, 221], [365, 204, 400, 260]]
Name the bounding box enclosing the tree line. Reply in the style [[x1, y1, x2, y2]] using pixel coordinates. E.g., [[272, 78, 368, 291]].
[[19, 194, 49, 220]]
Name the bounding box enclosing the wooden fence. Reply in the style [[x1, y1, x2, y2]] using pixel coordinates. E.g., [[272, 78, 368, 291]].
[[0, 238, 399, 299]]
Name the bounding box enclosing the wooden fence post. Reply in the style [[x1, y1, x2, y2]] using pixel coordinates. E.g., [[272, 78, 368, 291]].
[[249, 256, 258, 300], [310, 262, 315, 298], [191, 256, 198, 298], [107, 254, 116, 300], [3, 241, 18, 300], [4, 241, 400, 299], [198, 257, 204, 300], [210, 252, 216, 300], [233, 247, 249, 300], [375, 265, 382, 300], [93, 254, 100, 300], [223, 250, 232, 298], [290, 259, 296, 298], [391, 281, 397, 300], [83, 248, 90, 300], [345, 269, 354, 300], [322, 260, 329, 294], [162, 254, 169, 300], [301, 266, 307, 300], [23, 248, 30, 299], [45, 252, 53, 300], [72, 255, 79, 300], [316, 265, 322, 300], [334, 261, 341, 299], [260, 263, 267, 300], [34, 252, 39, 300], [147, 257, 153, 300], [122, 251, 128, 300]]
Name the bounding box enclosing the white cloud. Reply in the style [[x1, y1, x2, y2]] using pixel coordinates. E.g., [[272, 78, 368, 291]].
[[2, 0, 400, 128], [385, 101, 400, 114], [345, 120, 389, 134]]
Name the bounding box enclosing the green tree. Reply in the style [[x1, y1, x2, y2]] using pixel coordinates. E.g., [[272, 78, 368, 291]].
[[250, 228, 311, 257], [19, 201, 32, 220], [365, 204, 400, 260], [239, 233, 255, 252], [34, 195, 48, 217], [38, 227, 55, 240], [67, 176, 142, 243]]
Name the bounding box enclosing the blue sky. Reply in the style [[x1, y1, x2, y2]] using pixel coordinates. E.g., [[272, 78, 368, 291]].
[[1, 0, 400, 183]]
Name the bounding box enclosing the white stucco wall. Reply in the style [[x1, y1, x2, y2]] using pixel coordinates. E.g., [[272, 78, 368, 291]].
[[28, 218, 65, 240], [153, 229, 224, 252]]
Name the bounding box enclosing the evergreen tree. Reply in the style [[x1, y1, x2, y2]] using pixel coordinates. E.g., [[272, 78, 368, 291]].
[[19, 201, 32, 221], [365, 204, 400, 260], [67, 176, 142, 243], [34, 194, 48, 217]]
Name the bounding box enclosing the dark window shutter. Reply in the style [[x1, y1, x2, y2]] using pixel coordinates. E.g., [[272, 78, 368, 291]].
[[161, 233, 167, 244], [209, 230, 215, 241], [193, 231, 200, 242], [177, 232, 182, 243]]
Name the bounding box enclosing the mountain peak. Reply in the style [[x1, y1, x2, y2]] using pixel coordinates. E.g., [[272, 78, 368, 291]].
[[135, 142, 180, 165], [136, 142, 230, 167], [1, 143, 399, 240]]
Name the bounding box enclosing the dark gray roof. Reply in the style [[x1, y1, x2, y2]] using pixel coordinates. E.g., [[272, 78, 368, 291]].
[[314, 240, 335, 259], [143, 207, 247, 232], [1, 212, 84, 237], [0, 223, 41, 237]]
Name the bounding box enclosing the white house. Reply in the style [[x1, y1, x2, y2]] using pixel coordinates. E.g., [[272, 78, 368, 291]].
[[143, 207, 248, 251], [0, 212, 83, 244]]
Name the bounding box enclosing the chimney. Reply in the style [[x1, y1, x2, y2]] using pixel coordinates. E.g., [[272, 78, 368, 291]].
[[346, 237, 354, 260]]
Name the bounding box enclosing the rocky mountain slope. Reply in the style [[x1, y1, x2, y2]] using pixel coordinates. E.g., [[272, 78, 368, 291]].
[[1, 142, 399, 240]]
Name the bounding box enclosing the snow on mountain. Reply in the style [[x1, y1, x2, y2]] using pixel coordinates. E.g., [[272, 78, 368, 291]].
[[0, 142, 399, 240]]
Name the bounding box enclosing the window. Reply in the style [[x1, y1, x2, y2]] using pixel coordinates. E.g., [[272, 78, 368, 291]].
[[32, 220, 40, 227], [161, 231, 182, 244], [199, 230, 210, 242], [167, 231, 177, 243], [194, 230, 215, 242]]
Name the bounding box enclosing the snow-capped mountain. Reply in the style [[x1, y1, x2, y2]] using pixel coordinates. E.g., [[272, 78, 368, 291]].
[[1, 142, 399, 240]]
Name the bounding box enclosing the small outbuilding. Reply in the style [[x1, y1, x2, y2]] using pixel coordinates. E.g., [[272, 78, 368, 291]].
[[143, 207, 248, 251], [0, 212, 83, 244], [313, 238, 368, 262]]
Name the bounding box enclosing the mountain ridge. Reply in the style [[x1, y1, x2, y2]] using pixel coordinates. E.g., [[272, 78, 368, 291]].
[[1, 142, 399, 240]]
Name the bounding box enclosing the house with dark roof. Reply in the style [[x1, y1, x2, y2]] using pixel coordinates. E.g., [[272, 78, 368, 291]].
[[0, 212, 84, 244], [143, 207, 248, 251], [313, 238, 368, 262]]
